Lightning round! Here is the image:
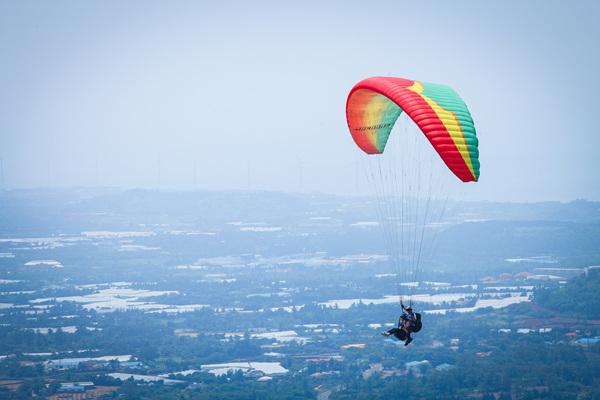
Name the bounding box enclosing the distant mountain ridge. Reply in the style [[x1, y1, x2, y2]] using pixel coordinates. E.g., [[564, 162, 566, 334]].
[[0, 189, 598, 274]]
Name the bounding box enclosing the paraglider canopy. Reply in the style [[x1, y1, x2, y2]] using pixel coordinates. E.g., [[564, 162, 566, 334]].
[[344, 76, 481, 308], [346, 76, 480, 182]]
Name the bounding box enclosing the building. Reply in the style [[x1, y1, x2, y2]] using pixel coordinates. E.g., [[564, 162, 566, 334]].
[[58, 382, 95, 392]]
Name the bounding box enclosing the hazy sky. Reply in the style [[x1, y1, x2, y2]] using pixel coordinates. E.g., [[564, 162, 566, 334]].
[[1, 0, 598, 201]]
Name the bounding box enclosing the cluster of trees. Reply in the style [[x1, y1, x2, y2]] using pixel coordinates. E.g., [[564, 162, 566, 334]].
[[332, 337, 600, 400], [535, 268, 600, 319]]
